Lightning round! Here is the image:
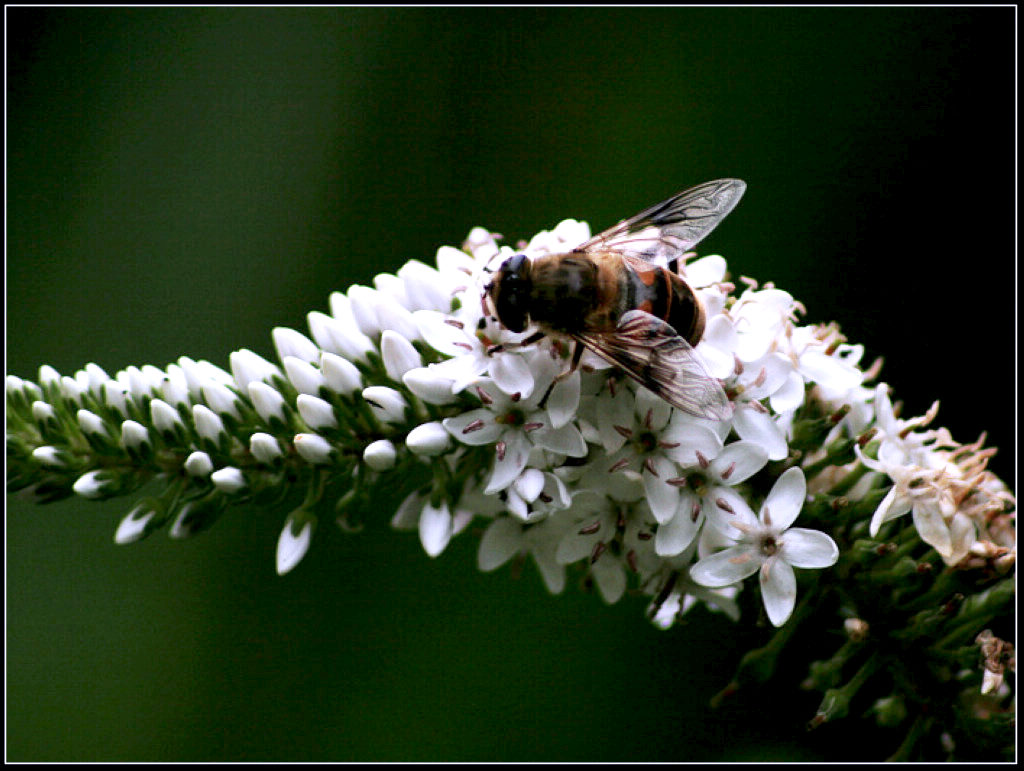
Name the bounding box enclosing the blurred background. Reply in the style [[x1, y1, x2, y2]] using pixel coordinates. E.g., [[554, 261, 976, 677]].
[[6, 7, 1015, 761]]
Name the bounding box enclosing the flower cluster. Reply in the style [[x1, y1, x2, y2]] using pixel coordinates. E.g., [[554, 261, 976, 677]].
[[6, 210, 1015, 757]]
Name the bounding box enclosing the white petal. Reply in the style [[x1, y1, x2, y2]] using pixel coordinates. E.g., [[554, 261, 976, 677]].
[[760, 558, 797, 627], [779, 528, 839, 568], [761, 466, 806, 531], [661, 422, 723, 467], [478, 517, 522, 571], [484, 432, 531, 494], [799, 348, 863, 394], [531, 422, 587, 457], [443, 409, 502, 446], [709, 440, 768, 485], [211, 467, 246, 493], [592, 559, 626, 604], [684, 254, 726, 287], [913, 500, 953, 557], [490, 353, 535, 399], [703, 486, 758, 540], [513, 468, 546, 503], [418, 501, 452, 558], [732, 406, 789, 461], [390, 491, 424, 531], [414, 309, 471, 356], [544, 371, 581, 429], [644, 461, 681, 524], [690, 545, 761, 587], [770, 371, 806, 414], [283, 356, 326, 396], [362, 386, 407, 423], [654, 491, 702, 557]]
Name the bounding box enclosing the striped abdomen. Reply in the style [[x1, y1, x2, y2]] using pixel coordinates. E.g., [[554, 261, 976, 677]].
[[619, 257, 705, 346]]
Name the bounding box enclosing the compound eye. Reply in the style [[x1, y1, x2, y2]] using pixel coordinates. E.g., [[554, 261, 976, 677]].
[[494, 255, 531, 332]]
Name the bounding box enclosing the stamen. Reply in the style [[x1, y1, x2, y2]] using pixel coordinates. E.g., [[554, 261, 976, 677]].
[[696, 450, 710, 469], [475, 386, 493, 405], [643, 457, 659, 477], [608, 458, 631, 473], [613, 425, 633, 439], [462, 419, 486, 434], [578, 520, 601, 535], [716, 497, 734, 513], [666, 476, 688, 487], [522, 422, 544, 432], [444, 319, 465, 330], [720, 461, 737, 480], [495, 440, 506, 461], [590, 541, 606, 564]]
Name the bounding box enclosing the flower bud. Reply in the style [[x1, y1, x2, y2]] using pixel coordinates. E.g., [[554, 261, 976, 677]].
[[283, 356, 325, 396], [276, 509, 317, 575], [248, 381, 288, 424], [320, 352, 362, 395], [114, 498, 166, 544], [406, 421, 451, 456], [202, 381, 241, 419], [230, 348, 281, 392], [250, 432, 284, 464], [381, 330, 422, 381], [272, 326, 320, 365], [402, 366, 457, 405], [363, 439, 397, 471], [362, 386, 407, 423], [184, 450, 214, 477], [192, 404, 226, 443], [294, 432, 334, 464], [297, 394, 338, 430], [211, 466, 246, 493]]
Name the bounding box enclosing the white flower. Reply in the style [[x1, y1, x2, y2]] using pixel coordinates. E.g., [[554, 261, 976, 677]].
[[478, 513, 575, 594], [414, 308, 536, 398], [690, 467, 838, 626], [603, 387, 723, 524], [443, 378, 586, 494], [655, 439, 769, 557], [184, 451, 214, 477]]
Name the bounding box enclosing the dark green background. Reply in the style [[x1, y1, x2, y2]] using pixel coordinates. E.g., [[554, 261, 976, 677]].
[[6, 8, 1015, 761]]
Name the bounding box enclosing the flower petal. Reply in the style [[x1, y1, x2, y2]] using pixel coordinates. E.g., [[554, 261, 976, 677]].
[[478, 517, 522, 571], [761, 466, 806, 531], [779, 528, 839, 568], [490, 353, 535, 398], [484, 432, 531, 494], [655, 491, 702, 557], [913, 499, 953, 557], [443, 409, 502, 446], [760, 557, 797, 627], [690, 545, 762, 587], [418, 501, 452, 558], [531, 422, 587, 457], [709, 440, 768, 485], [644, 459, 682, 524]]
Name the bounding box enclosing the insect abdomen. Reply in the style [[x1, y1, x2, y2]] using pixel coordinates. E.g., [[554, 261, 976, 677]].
[[623, 262, 704, 346]]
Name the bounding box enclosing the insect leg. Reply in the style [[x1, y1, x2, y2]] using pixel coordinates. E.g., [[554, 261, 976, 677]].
[[487, 330, 546, 355], [537, 341, 584, 409]]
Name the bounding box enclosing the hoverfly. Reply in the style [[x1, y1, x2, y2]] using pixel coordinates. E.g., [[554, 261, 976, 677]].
[[483, 178, 745, 421]]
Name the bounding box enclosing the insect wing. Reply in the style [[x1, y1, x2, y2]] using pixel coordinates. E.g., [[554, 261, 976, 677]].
[[574, 179, 746, 265], [575, 310, 731, 421]]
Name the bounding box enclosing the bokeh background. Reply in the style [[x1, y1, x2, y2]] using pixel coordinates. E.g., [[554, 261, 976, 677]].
[[6, 7, 1015, 762]]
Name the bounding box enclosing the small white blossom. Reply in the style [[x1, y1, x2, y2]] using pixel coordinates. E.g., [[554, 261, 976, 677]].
[[249, 381, 288, 424], [192, 404, 226, 443], [272, 326, 321, 365], [691, 467, 838, 626], [250, 432, 284, 464]]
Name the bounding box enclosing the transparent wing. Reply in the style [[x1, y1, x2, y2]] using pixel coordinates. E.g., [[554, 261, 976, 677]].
[[574, 310, 732, 421], [574, 179, 746, 265]]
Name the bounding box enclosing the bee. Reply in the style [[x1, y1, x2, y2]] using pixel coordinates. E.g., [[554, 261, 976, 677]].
[[483, 178, 746, 421]]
